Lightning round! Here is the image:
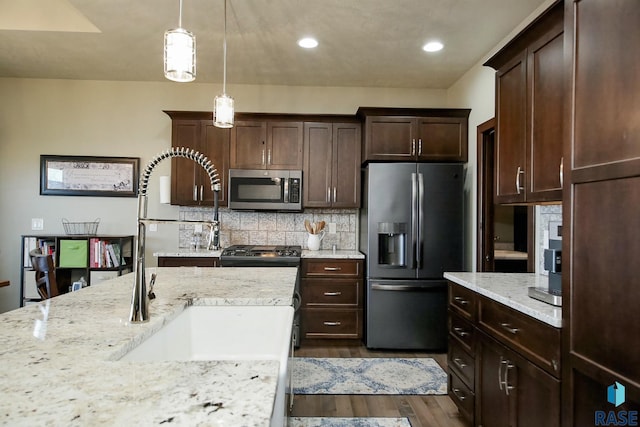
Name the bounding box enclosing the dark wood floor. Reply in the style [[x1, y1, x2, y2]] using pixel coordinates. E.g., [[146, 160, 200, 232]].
[[291, 343, 466, 427]]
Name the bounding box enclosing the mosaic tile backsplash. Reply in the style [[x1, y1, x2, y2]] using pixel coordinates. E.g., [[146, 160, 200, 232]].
[[178, 207, 358, 250], [536, 204, 562, 275]]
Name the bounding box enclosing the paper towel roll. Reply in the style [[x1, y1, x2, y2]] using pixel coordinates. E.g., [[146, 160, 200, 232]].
[[159, 176, 171, 204]]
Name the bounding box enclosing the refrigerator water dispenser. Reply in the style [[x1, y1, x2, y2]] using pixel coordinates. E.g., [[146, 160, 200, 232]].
[[377, 222, 406, 267]]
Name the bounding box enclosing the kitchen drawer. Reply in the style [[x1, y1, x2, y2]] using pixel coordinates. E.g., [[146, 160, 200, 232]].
[[301, 279, 361, 306], [301, 259, 363, 278], [448, 336, 475, 390], [478, 296, 561, 377], [301, 308, 362, 339], [449, 311, 476, 355], [448, 371, 474, 426], [89, 270, 120, 285], [448, 282, 477, 321]]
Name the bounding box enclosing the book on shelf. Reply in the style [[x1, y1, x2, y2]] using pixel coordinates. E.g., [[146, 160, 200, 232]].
[[89, 239, 123, 268]]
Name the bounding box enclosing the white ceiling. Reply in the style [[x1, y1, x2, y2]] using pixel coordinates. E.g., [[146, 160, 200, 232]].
[[0, 0, 548, 89]]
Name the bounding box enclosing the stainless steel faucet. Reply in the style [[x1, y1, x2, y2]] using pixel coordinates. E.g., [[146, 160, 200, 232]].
[[129, 147, 221, 323]]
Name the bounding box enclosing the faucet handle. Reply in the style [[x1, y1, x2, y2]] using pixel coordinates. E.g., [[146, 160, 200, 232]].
[[148, 273, 157, 300]]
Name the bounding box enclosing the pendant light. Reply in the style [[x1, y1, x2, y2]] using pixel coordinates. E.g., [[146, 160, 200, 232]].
[[214, 0, 234, 128], [164, 0, 196, 82]]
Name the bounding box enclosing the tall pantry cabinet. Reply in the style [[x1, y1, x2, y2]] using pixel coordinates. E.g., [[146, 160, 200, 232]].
[[563, 0, 640, 424]]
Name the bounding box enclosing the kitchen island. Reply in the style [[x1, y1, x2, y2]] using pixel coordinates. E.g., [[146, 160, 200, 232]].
[[0, 267, 297, 426]]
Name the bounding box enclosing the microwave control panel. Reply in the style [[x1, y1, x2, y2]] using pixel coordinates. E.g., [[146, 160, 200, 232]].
[[289, 178, 300, 203]]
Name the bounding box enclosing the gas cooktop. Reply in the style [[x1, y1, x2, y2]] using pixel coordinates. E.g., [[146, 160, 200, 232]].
[[220, 245, 302, 267]]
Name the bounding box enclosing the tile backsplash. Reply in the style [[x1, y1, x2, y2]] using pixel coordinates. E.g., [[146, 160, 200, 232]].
[[535, 204, 562, 275], [178, 207, 358, 250]]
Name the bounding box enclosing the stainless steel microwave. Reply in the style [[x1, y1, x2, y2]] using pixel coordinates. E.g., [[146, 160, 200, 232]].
[[228, 169, 302, 211]]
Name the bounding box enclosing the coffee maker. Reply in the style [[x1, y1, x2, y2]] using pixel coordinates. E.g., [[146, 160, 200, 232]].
[[528, 221, 562, 306]]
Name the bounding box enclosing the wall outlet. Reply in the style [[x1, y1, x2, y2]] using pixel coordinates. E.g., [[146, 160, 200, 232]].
[[328, 222, 337, 234], [31, 218, 44, 230], [148, 224, 158, 232], [194, 224, 203, 233]]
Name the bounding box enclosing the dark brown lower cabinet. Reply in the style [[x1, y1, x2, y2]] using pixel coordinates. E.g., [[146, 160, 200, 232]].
[[157, 256, 219, 267], [477, 332, 560, 427]]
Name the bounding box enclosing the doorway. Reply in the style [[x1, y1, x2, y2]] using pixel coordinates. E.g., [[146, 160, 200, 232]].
[[476, 118, 535, 272]]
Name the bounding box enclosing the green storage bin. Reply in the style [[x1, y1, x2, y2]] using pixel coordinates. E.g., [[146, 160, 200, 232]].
[[58, 239, 88, 268]]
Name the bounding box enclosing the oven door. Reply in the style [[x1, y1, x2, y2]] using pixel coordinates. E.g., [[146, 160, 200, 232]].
[[228, 169, 301, 211]]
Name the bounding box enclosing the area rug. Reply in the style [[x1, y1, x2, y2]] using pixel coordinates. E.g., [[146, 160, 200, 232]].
[[292, 357, 447, 395], [289, 417, 411, 427]]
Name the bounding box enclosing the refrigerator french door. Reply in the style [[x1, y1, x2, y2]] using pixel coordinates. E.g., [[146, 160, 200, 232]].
[[360, 162, 464, 350]]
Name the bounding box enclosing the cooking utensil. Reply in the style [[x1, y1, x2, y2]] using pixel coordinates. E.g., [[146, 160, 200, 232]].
[[304, 219, 314, 234]]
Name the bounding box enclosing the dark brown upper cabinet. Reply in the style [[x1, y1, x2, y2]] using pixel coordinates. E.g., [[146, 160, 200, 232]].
[[230, 119, 303, 170], [357, 107, 470, 163], [164, 111, 230, 207], [303, 122, 361, 208], [485, 1, 564, 204]]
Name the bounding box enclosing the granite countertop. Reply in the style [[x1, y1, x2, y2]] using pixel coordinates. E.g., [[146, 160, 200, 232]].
[[155, 248, 365, 259], [154, 249, 222, 257], [0, 267, 298, 426], [301, 249, 364, 259], [443, 272, 562, 328]]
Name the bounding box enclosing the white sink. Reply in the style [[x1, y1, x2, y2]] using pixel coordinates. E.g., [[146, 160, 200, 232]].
[[120, 305, 294, 426]]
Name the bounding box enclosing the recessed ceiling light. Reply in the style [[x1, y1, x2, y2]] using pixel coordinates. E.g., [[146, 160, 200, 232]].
[[298, 37, 318, 49], [422, 41, 444, 53]]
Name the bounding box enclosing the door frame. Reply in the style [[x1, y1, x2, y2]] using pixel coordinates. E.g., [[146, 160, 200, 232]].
[[476, 118, 535, 272]]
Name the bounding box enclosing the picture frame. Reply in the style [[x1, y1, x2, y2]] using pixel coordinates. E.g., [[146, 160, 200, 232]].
[[71, 281, 83, 292], [40, 155, 140, 197]]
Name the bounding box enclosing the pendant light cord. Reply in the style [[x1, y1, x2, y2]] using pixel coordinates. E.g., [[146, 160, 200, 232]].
[[178, 0, 183, 28], [222, 0, 228, 95]]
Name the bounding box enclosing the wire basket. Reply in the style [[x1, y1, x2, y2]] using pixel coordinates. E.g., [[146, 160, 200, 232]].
[[62, 218, 100, 236]]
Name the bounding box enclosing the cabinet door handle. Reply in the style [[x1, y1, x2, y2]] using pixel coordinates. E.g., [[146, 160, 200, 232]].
[[453, 327, 469, 337], [498, 357, 507, 391], [323, 321, 341, 326], [200, 185, 204, 201], [515, 166, 525, 194], [262, 149, 265, 166], [327, 187, 331, 203], [453, 357, 467, 369], [504, 362, 515, 395], [268, 149, 272, 165], [323, 291, 342, 296], [193, 185, 198, 201], [333, 187, 337, 203], [560, 157, 564, 188], [453, 296, 469, 305], [451, 388, 467, 401], [500, 322, 519, 334], [418, 138, 422, 156], [323, 267, 342, 271], [411, 138, 416, 156]]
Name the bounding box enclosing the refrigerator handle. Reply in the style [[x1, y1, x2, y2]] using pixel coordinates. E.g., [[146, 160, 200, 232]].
[[411, 172, 418, 269], [417, 172, 424, 269]]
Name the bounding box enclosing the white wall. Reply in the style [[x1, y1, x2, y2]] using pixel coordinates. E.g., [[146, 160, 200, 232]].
[[0, 78, 447, 313]]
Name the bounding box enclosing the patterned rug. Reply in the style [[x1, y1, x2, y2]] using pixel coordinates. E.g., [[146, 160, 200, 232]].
[[289, 417, 411, 427], [292, 357, 447, 395]]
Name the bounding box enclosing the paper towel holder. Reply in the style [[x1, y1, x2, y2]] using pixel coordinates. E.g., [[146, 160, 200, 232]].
[[159, 175, 171, 204]]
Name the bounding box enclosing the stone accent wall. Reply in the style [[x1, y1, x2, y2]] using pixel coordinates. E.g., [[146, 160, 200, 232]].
[[178, 207, 358, 250]]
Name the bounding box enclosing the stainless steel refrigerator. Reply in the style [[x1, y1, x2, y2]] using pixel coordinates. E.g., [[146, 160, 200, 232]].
[[360, 162, 464, 350]]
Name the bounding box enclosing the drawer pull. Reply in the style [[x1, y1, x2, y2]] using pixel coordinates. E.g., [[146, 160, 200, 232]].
[[453, 358, 467, 369], [500, 322, 519, 334], [323, 267, 342, 271], [323, 291, 342, 296], [323, 321, 341, 326], [451, 388, 466, 401], [453, 296, 469, 305], [453, 327, 469, 337]]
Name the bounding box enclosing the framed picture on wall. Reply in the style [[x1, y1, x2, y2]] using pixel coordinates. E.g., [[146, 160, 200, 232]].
[[40, 155, 140, 197]]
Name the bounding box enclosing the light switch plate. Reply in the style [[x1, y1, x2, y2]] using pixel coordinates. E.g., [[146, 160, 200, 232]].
[[194, 224, 203, 233], [31, 218, 44, 230], [148, 224, 158, 232], [328, 223, 337, 234]]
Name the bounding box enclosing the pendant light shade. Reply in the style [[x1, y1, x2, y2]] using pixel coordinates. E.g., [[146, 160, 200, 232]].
[[214, 94, 234, 128], [213, 0, 234, 128], [164, 0, 196, 82]]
